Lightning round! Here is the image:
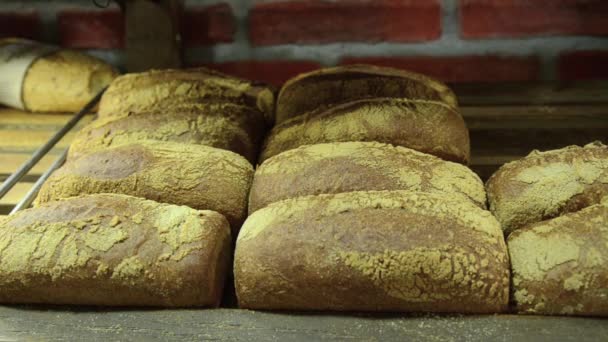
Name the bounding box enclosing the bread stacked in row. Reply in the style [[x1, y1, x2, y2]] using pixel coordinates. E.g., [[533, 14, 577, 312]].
[[235, 65, 511, 313], [486, 142, 608, 317], [0, 68, 274, 307]]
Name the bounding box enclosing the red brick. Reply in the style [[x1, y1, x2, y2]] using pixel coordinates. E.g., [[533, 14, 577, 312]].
[[340, 56, 540, 83], [200, 60, 322, 86], [249, 0, 441, 46], [559, 50, 608, 80], [58, 9, 124, 49], [0, 11, 41, 40], [460, 0, 608, 39], [182, 4, 235, 46]]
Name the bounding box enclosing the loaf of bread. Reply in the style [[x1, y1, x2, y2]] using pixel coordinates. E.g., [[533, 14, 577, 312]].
[[486, 142, 608, 234], [0, 39, 118, 112], [98, 67, 275, 122], [23, 50, 118, 112], [250, 142, 485, 214], [276, 64, 458, 123], [235, 190, 509, 312], [508, 199, 608, 316], [261, 98, 469, 164], [0, 194, 231, 307], [36, 141, 253, 230], [68, 102, 266, 163]]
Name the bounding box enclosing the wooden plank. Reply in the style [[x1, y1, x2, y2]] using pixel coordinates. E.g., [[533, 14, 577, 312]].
[[0, 152, 61, 176], [0, 108, 94, 126], [0, 130, 78, 152], [0, 182, 33, 206], [453, 81, 608, 106], [0, 307, 605, 341]]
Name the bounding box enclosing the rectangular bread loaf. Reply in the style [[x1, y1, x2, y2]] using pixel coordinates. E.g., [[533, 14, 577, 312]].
[[235, 190, 509, 313], [36, 140, 254, 231], [68, 102, 266, 163], [250, 141, 485, 214], [508, 199, 608, 316], [0, 194, 231, 307], [276, 64, 458, 123]]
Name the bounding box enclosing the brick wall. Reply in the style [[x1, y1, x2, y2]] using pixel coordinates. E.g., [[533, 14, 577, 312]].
[[1, 0, 607, 85]]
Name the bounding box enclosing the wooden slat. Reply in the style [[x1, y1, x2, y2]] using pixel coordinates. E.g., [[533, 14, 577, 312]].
[[0, 152, 61, 176], [453, 81, 608, 106]]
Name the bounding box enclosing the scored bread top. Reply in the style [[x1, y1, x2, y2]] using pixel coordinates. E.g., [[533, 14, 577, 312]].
[[0, 193, 231, 307], [250, 141, 485, 213], [276, 64, 458, 123], [98, 67, 275, 121], [23, 50, 119, 112], [69, 102, 266, 163], [261, 98, 469, 164], [36, 140, 254, 230], [486, 141, 608, 234], [507, 198, 608, 316]]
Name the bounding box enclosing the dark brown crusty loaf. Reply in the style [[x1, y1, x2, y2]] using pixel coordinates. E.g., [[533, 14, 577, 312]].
[[68, 102, 266, 163], [250, 142, 485, 214], [98, 67, 275, 122], [261, 98, 470, 164], [0, 194, 231, 307], [235, 190, 510, 313], [276, 64, 458, 123], [486, 141, 608, 235], [508, 198, 608, 316], [36, 140, 253, 230]]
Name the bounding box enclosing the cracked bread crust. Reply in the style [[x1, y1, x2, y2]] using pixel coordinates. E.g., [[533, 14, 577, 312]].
[[508, 199, 608, 316], [276, 64, 458, 124], [0, 194, 231, 307], [486, 142, 608, 235], [235, 190, 509, 313], [250, 142, 485, 214]]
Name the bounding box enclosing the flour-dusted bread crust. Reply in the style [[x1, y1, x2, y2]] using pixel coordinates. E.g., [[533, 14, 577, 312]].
[[486, 142, 608, 235], [508, 199, 608, 316], [36, 141, 253, 231], [275, 64, 458, 123], [250, 142, 485, 214], [0, 194, 231, 307], [235, 190, 509, 313], [69, 102, 266, 163], [98, 67, 275, 121], [23, 50, 118, 112], [261, 98, 469, 164]]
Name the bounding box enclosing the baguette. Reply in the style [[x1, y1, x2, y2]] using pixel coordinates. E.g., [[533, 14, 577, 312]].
[[261, 98, 469, 164], [0, 194, 231, 307], [486, 142, 608, 234], [250, 142, 485, 214], [69, 102, 266, 163], [276, 64, 458, 123], [508, 199, 608, 316], [36, 141, 253, 231], [98, 67, 275, 122], [235, 190, 509, 313]]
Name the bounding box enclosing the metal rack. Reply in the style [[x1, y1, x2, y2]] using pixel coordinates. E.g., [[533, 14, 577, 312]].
[[0, 89, 105, 214]]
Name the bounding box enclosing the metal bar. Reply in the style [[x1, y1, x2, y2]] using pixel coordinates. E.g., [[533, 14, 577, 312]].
[[0, 88, 105, 199], [9, 148, 68, 214]]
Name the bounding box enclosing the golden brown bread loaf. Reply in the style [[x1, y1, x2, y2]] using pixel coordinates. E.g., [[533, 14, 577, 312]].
[[276, 64, 458, 123], [261, 98, 470, 164], [36, 140, 253, 230], [250, 142, 485, 214], [23, 50, 118, 112], [98, 67, 275, 122], [68, 102, 266, 163], [508, 199, 608, 316], [486, 142, 608, 235], [0, 194, 231, 307], [235, 190, 510, 313]]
